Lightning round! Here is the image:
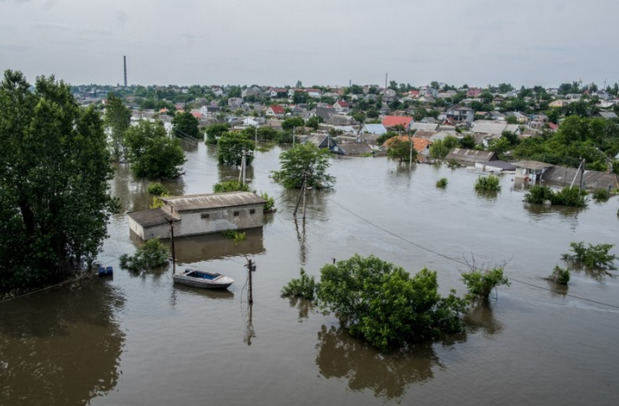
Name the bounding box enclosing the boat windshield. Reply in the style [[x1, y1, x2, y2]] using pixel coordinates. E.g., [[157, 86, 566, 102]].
[[187, 271, 220, 280]]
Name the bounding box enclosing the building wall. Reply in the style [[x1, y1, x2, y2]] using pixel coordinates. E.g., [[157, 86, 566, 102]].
[[175, 204, 264, 237]]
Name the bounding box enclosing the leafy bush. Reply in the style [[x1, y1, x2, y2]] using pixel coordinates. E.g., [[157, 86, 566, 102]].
[[221, 230, 246, 243], [281, 268, 316, 300], [213, 180, 250, 193], [316, 255, 467, 351], [436, 178, 448, 188], [524, 185, 554, 204], [592, 188, 610, 202], [525, 185, 587, 207], [260, 192, 275, 212], [550, 266, 570, 285], [561, 242, 617, 270], [119, 239, 169, 272], [147, 182, 168, 196], [553, 187, 587, 207], [474, 175, 501, 193], [376, 131, 397, 145], [461, 268, 509, 302], [387, 138, 417, 162]]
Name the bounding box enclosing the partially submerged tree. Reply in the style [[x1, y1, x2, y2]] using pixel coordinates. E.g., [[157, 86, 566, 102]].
[[549, 266, 570, 286], [124, 120, 186, 179], [0, 70, 117, 291], [281, 268, 316, 300], [212, 180, 250, 193], [205, 122, 229, 145], [272, 143, 335, 189], [317, 255, 467, 351], [119, 239, 169, 272], [386, 138, 417, 163], [217, 132, 255, 166], [172, 111, 200, 139], [104, 92, 131, 160], [474, 175, 501, 193], [562, 242, 617, 271], [461, 268, 510, 302]]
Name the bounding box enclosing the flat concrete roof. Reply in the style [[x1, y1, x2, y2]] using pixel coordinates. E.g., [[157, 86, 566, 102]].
[[161, 192, 265, 212], [127, 208, 179, 227]]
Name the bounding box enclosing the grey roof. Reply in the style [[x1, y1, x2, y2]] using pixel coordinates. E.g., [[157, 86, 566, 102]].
[[471, 120, 508, 135], [161, 192, 265, 212], [128, 208, 179, 227], [513, 160, 553, 170], [543, 166, 619, 191], [478, 160, 516, 170], [445, 148, 497, 163], [410, 122, 439, 131], [337, 142, 373, 156], [363, 123, 387, 135], [600, 111, 618, 119]]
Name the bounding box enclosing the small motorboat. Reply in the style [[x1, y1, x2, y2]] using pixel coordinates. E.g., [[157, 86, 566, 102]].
[[173, 269, 234, 290]]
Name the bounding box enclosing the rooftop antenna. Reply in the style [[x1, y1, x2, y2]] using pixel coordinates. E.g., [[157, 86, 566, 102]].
[[123, 56, 128, 87]]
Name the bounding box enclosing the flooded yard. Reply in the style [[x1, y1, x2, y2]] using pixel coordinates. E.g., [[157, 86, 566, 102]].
[[2, 142, 619, 405]]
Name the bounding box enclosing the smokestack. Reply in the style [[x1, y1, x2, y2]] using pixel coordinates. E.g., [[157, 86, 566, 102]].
[[123, 56, 127, 87]]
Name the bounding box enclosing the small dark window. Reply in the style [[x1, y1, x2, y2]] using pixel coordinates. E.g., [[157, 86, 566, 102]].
[[249, 209, 256, 215], [233, 211, 240, 217], [201, 213, 210, 219]]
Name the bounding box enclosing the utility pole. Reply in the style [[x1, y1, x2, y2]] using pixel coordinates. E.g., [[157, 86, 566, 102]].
[[123, 56, 127, 87], [167, 219, 176, 275], [409, 133, 413, 165], [579, 158, 586, 190], [294, 173, 307, 217], [238, 150, 247, 185], [246, 258, 256, 305]]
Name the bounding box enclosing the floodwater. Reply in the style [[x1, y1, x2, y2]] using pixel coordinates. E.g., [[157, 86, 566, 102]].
[[2, 140, 619, 405]]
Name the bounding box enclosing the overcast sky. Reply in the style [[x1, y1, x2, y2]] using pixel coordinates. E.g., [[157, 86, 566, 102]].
[[1, 0, 618, 87]]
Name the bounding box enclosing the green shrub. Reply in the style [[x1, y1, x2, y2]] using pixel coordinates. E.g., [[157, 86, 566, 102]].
[[281, 268, 316, 300], [260, 192, 275, 212], [525, 185, 587, 207], [221, 230, 246, 243], [436, 178, 448, 188], [119, 239, 169, 272], [474, 175, 501, 193], [561, 242, 617, 270], [147, 182, 168, 196], [461, 268, 510, 302], [553, 187, 587, 207], [316, 255, 467, 351], [213, 180, 250, 193], [592, 188, 610, 202], [550, 266, 570, 285]]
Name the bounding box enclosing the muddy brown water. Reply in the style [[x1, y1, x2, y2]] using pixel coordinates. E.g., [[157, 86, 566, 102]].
[[2, 142, 619, 405]]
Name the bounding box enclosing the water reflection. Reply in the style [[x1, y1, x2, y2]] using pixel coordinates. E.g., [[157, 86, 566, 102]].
[[464, 302, 503, 337], [315, 326, 439, 399], [165, 229, 265, 263], [294, 218, 307, 264], [178, 137, 199, 153], [0, 280, 124, 406], [243, 302, 256, 346], [217, 163, 255, 184], [286, 297, 314, 321]]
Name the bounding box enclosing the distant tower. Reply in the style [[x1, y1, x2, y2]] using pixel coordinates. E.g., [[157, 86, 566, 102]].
[[123, 56, 127, 87]]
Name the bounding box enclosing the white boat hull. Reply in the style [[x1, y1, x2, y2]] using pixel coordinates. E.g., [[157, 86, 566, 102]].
[[173, 269, 234, 290]]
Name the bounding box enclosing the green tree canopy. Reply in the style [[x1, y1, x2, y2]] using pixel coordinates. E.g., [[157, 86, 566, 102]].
[[172, 111, 200, 139], [282, 117, 305, 130], [0, 70, 117, 291], [124, 120, 186, 178], [205, 122, 230, 145], [217, 132, 255, 166], [104, 93, 131, 160], [386, 138, 417, 162], [272, 143, 334, 189], [316, 255, 467, 351]]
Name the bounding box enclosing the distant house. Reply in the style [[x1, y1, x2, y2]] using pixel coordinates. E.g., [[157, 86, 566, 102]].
[[467, 88, 482, 98], [548, 100, 568, 108], [228, 97, 243, 108], [475, 160, 516, 173], [445, 106, 474, 124], [513, 160, 553, 184], [337, 142, 373, 156], [315, 105, 336, 122], [383, 136, 432, 157], [445, 148, 498, 165], [268, 88, 288, 98], [410, 122, 439, 132], [333, 99, 350, 113], [362, 123, 387, 135], [382, 115, 413, 130], [599, 111, 618, 120], [306, 134, 337, 151], [128, 192, 266, 240], [266, 104, 285, 118]]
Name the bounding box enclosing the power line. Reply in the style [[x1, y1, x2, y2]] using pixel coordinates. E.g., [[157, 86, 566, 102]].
[[328, 197, 619, 311]]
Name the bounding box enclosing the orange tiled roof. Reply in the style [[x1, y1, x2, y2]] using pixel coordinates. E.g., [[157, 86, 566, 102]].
[[383, 136, 431, 152]]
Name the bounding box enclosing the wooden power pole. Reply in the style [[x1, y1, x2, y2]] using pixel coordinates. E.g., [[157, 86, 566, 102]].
[[246, 258, 256, 304], [168, 219, 176, 275]]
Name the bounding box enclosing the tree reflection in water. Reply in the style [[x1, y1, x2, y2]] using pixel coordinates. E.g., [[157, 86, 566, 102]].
[[0, 280, 125, 405], [286, 297, 314, 321], [315, 325, 440, 399], [464, 301, 503, 337]]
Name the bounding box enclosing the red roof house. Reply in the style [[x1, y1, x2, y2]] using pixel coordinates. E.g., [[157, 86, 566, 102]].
[[382, 115, 413, 129]]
